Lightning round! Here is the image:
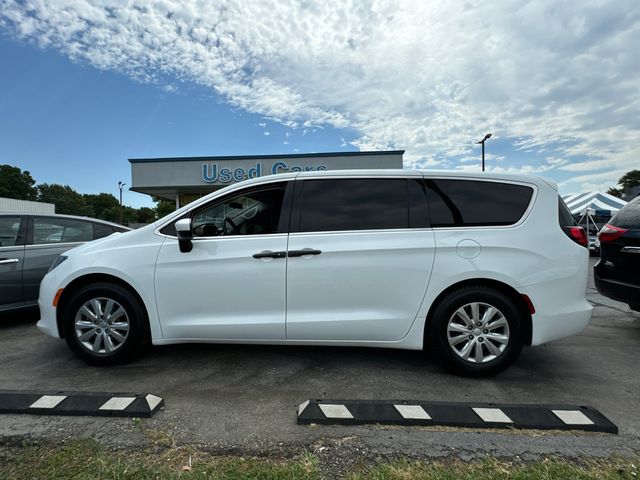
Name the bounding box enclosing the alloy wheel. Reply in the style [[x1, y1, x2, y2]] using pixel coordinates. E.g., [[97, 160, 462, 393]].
[[446, 302, 510, 363], [74, 297, 130, 354]]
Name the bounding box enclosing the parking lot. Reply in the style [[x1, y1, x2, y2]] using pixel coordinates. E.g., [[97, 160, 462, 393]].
[[1, 258, 639, 460]]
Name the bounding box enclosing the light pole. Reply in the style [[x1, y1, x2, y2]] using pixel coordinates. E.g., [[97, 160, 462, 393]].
[[476, 133, 492, 172], [118, 181, 126, 225]]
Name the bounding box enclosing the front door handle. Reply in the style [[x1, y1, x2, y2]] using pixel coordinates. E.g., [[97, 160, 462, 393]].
[[287, 249, 322, 258], [621, 246, 640, 254], [252, 250, 286, 259], [0, 258, 20, 265]]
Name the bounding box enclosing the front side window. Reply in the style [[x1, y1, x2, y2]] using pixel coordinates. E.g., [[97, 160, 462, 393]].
[[426, 179, 534, 227], [298, 178, 410, 232], [33, 217, 93, 244], [0, 217, 22, 247], [191, 185, 286, 237]]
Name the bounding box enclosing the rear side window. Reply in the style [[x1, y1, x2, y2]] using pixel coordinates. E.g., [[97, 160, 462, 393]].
[[425, 179, 534, 227], [609, 197, 640, 229], [298, 178, 410, 232], [93, 223, 115, 239]]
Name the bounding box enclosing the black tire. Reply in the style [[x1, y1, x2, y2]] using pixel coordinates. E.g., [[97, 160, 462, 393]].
[[427, 286, 524, 377], [61, 282, 150, 366]]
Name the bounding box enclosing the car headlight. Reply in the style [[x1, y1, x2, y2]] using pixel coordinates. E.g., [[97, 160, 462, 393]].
[[48, 255, 68, 273]]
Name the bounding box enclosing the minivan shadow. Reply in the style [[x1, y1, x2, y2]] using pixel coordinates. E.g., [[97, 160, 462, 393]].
[[0, 306, 39, 329]]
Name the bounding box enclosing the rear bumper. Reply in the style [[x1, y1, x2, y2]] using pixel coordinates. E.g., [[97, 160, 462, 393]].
[[594, 266, 640, 307], [529, 302, 592, 345], [522, 250, 592, 345]]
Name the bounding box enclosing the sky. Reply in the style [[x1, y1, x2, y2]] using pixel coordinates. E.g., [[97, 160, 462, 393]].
[[0, 1, 639, 209]]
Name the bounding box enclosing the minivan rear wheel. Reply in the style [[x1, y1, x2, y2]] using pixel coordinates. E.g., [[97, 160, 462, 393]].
[[428, 286, 524, 376], [61, 283, 149, 366]]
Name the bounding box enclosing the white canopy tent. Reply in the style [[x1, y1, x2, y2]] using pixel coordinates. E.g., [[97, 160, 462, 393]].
[[562, 191, 627, 217], [562, 191, 628, 237]]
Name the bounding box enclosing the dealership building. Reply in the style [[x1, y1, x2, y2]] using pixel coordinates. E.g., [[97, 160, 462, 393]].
[[129, 150, 404, 207]]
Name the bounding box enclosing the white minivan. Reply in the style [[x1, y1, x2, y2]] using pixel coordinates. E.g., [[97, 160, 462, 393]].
[[37, 170, 592, 376]]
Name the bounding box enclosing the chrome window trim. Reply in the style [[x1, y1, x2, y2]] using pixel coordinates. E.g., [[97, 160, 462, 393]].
[[25, 241, 85, 249], [0, 245, 26, 251]]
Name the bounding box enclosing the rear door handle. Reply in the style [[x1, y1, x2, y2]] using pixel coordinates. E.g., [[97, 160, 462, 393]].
[[0, 258, 19, 265], [252, 250, 286, 259], [621, 246, 640, 254], [287, 248, 322, 258]]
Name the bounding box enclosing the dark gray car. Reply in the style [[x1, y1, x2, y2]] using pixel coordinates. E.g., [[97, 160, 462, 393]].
[[0, 214, 129, 313]]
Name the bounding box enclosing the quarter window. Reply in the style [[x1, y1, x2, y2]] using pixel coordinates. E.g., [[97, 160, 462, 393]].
[[425, 179, 534, 227], [558, 196, 576, 227], [33, 217, 93, 244], [298, 178, 411, 232], [93, 223, 116, 239]]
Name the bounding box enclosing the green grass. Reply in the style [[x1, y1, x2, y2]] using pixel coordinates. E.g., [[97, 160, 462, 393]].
[[347, 457, 639, 480], [0, 440, 637, 480], [0, 440, 318, 480]]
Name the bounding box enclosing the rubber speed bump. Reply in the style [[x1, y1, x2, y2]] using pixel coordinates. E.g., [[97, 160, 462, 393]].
[[0, 390, 163, 418], [297, 399, 617, 433]]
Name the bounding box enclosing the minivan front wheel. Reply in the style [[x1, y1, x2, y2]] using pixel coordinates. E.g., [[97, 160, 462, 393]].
[[61, 283, 149, 366], [428, 286, 524, 376]]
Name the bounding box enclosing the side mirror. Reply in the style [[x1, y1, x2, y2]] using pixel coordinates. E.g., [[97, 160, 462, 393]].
[[193, 223, 220, 237], [175, 218, 193, 253]]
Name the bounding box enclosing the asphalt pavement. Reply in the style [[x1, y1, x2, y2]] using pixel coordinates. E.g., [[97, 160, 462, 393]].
[[0, 257, 638, 460]]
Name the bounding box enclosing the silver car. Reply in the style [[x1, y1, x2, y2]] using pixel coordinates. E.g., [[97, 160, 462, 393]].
[[0, 213, 129, 313]]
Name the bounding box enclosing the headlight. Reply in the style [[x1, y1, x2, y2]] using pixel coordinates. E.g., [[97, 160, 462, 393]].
[[48, 255, 68, 273]]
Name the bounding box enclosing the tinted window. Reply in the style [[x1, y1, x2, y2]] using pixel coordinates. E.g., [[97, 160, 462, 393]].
[[0, 216, 22, 247], [164, 184, 286, 238], [558, 196, 576, 227], [299, 179, 409, 232], [425, 179, 533, 227], [33, 217, 93, 244], [93, 223, 115, 239], [610, 197, 640, 229]]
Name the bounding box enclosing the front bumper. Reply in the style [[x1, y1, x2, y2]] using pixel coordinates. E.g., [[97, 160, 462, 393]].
[[36, 271, 62, 339]]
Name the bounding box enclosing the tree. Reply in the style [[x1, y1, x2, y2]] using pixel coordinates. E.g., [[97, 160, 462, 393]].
[[136, 207, 156, 223], [38, 184, 94, 217], [155, 199, 176, 219], [0, 164, 38, 200], [606, 187, 623, 198], [618, 170, 640, 191], [83, 193, 120, 222], [121, 206, 138, 225]]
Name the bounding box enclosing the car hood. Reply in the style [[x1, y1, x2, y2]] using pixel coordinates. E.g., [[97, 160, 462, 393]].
[[63, 223, 157, 257]]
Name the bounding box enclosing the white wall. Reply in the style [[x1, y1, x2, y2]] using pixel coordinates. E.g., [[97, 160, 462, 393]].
[[0, 197, 55, 214]]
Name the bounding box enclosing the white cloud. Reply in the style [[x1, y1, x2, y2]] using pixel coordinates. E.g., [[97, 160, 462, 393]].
[[1, 0, 639, 192]]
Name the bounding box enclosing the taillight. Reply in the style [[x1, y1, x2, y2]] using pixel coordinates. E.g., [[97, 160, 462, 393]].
[[598, 224, 627, 243], [562, 226, 588, 247]]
